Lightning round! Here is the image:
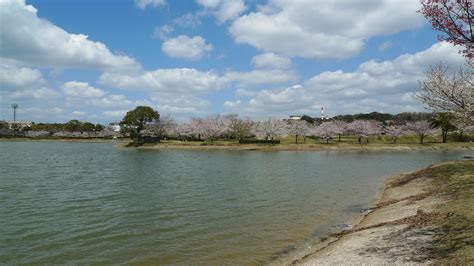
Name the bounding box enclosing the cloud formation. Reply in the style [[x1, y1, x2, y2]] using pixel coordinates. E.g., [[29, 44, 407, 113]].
[[224, 42, 465, 118], [0, 0, 139, 70], [229, 0, 425, 59], [161, 35, 213, 60], [197, 0, 247, 23]]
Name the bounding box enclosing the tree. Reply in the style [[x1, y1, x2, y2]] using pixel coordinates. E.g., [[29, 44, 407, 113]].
[[286, 120, 311, 143], [405, 121, 435, 144], [385, 125, 405, 143], [64, 120, 82, 132], [253, 118, 287, 140], [430, 112, 457, 143], [348, 120, 382, 144], [95, 124, 104, 131], [146, 115, 176, 139], [81, 122, 96, 132], [227, 115, 254, 141], [419, 0, 474, 59], [416, 62, 473, 129], [120, 106, 160, 139], [312, 122, 338, 144], [199, 115, 228, 142], [330, 120, 349, 141]]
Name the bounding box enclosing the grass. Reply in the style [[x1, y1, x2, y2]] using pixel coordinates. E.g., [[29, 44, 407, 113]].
[[427, 161, 474, 264], [147, 135, 473, 151]]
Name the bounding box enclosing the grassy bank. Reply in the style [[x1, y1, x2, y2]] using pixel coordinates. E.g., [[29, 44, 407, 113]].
[[125, 138, 473, 151], [428, 161, 474, 263], [294, 160, 474, 264]]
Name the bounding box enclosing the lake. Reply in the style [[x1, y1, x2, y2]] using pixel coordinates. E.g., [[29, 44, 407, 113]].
[[0, 141, 471, 265]]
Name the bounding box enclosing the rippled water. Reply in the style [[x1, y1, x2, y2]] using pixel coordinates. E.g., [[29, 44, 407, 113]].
[[0, 141, 471, 265]]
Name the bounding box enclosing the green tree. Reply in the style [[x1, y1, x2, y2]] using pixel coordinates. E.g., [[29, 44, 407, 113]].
[[120, 106, 160, 138], [64, 120, 82, 132], [81, 122, 96, 132], [94, 124, 104, 131], [430, 112, 456, 143]]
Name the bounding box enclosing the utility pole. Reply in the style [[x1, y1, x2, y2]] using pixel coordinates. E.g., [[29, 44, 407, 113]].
[[12, 103, 18, 122]]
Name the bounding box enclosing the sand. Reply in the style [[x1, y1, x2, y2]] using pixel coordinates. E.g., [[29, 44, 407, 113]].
[[290, 164, 457, 265]]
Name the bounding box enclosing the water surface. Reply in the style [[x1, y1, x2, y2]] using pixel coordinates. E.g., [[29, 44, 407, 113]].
[[0, 141, 470, 264]]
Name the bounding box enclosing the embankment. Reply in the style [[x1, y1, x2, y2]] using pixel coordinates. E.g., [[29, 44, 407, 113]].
[[293, 160, 474, 265]]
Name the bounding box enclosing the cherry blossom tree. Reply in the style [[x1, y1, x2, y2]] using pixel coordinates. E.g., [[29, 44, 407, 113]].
[[419, 0, 474, 59], [227, 115, 254, 141], [146, 115, 177, 139], [416, 62, 473, 129], [405, 121, 436, 144], [326, 120, 349, 142], [312, 122, 338, 144], [253, 118, 288, 140], [384, 125, 405, 143], [199, 115, 228, 142], [286, 120, 311, 143], [348, 120, 382, 144]]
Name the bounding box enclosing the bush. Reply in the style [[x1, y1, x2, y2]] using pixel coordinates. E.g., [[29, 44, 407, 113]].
[[239, 139, 280, 144]]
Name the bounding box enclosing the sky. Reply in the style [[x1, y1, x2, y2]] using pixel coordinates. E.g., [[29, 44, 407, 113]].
[[0, 0, 467, 123]]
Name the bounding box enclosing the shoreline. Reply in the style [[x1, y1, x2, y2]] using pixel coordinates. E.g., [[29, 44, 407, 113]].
[[290, 160, 474, 265], [2, 138, 472, 151], [128, 142, 473, 152]]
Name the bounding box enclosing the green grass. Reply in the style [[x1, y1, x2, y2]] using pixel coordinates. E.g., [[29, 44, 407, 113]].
[[428, 161, 474, 264]]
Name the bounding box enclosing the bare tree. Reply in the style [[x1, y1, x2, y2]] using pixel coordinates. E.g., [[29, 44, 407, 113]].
[[416, 62, 473, 129]]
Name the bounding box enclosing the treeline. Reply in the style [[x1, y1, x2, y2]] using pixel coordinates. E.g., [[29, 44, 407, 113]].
[[0, 120, 105, 132], [326, 112, 433, 123]]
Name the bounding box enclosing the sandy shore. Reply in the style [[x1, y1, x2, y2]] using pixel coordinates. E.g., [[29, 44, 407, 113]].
[[290, 160, 474, 265]]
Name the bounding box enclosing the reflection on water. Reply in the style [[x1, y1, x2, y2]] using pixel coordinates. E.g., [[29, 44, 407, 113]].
[[0, 141, 471, 264]]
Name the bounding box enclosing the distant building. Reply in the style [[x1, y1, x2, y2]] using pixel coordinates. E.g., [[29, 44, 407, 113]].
[[107, 122, 121, 132], [6, 121, 32, 130], [289, 115, 302, 120]]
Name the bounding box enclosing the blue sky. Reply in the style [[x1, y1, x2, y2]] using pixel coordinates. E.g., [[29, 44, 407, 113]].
[[0, 0, 466, 123]]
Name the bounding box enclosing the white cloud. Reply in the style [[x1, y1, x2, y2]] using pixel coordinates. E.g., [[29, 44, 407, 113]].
[[99, 68, 226, 95], [197, 0, 247, 23], [61, 81, 106, 98], [224, 68, 297, 86], [0, 64, 44, 90], [229, 0, 425, 59], [162, 35, 213, 60], [378, 41, 392, 52], [173, 13, 201, 28], [251, 53, 292, 69], [152, 25, 174, 40], [72, 111, 86, 116], [84, 94, 133, 109], [7, 87, 60, 100], [153, 96, 211, 116], [223, 100, 241, 108], [102, 110, 128, 119], [135, 0, 166, 9], [0, 0, 139, 70], [225, 42, 466, 117]]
